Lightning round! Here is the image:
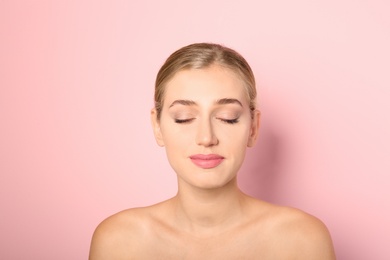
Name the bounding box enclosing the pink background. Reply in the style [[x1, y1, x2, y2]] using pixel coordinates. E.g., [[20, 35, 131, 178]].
[[1, 0, 389, 259]]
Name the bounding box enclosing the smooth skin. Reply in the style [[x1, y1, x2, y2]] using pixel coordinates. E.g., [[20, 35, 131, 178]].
[[89, 65, 336, 259]]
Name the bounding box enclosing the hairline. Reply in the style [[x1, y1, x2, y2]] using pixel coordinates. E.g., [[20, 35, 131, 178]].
[[157, 63, 252, 118]]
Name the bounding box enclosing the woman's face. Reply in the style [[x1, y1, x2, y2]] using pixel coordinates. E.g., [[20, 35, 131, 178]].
[[151, 65, 260, 189]]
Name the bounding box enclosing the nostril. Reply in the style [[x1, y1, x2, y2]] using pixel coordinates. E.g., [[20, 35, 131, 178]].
[[196, 133, 218, 146]]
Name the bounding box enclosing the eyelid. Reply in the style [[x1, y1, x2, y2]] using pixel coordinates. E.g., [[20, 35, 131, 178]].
[[171, 109, 196, 124], [174, 118, 195, 124], [215, 110, 240, 123], [218, 117, 239, 124]]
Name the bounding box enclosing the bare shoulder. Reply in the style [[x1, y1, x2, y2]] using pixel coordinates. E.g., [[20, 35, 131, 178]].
[[88, 208, 144, 259], [253, 200, 336, 259], [89, 204, 161, 260]]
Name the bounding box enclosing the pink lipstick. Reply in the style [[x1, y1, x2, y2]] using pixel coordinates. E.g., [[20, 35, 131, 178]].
[[189, 154, 224, 169]]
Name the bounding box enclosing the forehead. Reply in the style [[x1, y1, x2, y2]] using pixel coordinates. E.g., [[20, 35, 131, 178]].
[[164, 65, 248, 105]]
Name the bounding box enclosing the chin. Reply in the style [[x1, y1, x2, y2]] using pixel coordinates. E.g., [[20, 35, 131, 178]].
[[179, 173, 238, 190]]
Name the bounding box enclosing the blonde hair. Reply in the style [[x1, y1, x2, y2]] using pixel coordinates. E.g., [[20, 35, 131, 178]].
[[154, 43, 257, 119]]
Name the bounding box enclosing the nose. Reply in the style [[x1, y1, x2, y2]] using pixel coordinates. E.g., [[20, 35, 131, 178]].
[[196, 118, 218, 147]]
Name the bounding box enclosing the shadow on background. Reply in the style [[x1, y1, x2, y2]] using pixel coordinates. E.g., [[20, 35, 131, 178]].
[[238, 124, 284, 204]]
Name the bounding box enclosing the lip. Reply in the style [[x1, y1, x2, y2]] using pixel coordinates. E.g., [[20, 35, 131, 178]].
[[189, 154, 225, 169]]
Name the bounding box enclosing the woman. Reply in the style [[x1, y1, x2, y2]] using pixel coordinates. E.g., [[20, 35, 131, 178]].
[[89, 43, 336, 259]]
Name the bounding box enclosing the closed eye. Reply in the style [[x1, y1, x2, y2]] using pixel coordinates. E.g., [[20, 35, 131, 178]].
[[175, 118, 195, 124], [219, 118, 239, 124]]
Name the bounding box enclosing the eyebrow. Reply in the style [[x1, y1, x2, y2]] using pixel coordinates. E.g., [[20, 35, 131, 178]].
[[169, 98, 243, 108], [216, 98, 243, 107], [169, 99, 197, 107]]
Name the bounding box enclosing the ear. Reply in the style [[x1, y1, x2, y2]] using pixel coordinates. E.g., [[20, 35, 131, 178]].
[[247, 110, 261, 147], [151, 108, 165, 147]]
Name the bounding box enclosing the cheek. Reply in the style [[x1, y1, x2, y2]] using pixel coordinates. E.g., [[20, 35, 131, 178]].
[[161, 124, 193, 149], [221, 126, 252, 157], [226, 137, 249, 157], [219, 123, 251, 141]]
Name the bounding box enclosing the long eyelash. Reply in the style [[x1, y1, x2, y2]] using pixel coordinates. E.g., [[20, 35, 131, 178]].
[[175, 118, 239, 124], [222, 118, 239, 124], [175, 118, 194, 124]]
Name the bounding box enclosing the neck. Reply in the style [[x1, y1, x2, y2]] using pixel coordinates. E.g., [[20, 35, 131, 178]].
[[172, 178, 248, 236]]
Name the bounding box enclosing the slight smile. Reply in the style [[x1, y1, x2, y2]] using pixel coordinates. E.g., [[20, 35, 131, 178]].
[[189, 154, 225, 169]]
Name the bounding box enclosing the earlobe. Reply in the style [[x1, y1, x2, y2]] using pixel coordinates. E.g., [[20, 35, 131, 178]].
[[247, 110, 261, 147], [151, 108, 165, 147]]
